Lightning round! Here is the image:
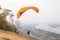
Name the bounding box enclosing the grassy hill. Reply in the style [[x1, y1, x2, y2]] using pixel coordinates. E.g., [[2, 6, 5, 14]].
[[0, 30, 37, 40]]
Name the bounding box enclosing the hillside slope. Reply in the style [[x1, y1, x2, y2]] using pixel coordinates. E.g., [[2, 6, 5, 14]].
[[0, 30, 37, 40]]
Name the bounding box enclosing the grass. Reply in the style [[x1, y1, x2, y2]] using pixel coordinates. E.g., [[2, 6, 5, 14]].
[[2, 38, 10, 40]]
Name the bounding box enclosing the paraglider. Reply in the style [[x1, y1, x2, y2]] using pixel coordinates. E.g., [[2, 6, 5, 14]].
[[17, 6, 39, 18], [16, 6, 39, 36]]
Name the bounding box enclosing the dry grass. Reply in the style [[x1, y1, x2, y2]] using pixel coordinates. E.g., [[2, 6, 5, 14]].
[[0, 30, 37, 40]]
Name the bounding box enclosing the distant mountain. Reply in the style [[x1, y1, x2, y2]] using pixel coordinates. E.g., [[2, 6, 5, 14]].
[[35, 23, 60, 34], [48, 23, 60, 28], [30, 28, 60, 40]]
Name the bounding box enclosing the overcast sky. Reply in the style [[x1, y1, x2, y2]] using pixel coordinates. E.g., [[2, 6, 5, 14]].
[[0, 0, 60, 24]]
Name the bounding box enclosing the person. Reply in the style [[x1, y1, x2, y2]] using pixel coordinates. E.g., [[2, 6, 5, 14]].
[[27, 31, 30, 36]]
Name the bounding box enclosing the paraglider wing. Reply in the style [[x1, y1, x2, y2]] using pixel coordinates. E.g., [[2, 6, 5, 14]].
[[17, 6, 39, 18]]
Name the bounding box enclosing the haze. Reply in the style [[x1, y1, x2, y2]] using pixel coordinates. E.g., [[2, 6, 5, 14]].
[[0, 0, 60, 24]]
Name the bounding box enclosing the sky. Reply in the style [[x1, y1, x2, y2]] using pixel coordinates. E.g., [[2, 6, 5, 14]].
[[0, 0, 60, 24]]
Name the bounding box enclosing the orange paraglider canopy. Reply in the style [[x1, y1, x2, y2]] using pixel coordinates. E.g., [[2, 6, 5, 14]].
[[17, 6, 39, 18]]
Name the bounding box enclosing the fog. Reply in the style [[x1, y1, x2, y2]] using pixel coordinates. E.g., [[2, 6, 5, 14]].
[[0, 0, 60, 23], [0, 0, 60, 38]]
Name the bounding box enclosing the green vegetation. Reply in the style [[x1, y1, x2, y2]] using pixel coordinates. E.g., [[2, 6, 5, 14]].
[[2, 38, 10, 40], [0, 6, 2, 10]]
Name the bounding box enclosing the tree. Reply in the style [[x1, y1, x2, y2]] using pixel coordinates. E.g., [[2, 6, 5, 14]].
[[0, 6, 2, 10], [10, 13, 14, 25], [0, 8, 16, 32]]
